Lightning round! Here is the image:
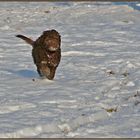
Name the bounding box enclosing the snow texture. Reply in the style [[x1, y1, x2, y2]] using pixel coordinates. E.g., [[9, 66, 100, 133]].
[[0, 1, 140, 138]]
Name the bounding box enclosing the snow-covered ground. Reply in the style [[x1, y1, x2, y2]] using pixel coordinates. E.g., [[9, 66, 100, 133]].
[[0, 1, 140, 138]]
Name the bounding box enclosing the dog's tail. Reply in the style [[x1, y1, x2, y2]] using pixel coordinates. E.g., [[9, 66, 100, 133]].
[[16, 35, 34, 46]]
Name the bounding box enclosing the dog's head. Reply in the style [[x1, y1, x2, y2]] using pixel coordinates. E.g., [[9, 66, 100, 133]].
[[38, 29, 61, 52]]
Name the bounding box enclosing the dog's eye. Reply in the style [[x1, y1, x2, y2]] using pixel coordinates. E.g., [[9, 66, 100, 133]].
[[51, 35, 59, 40]]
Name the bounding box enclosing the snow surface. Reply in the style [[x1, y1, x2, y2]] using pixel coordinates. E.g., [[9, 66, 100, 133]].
[[0, 1, 140, 138]]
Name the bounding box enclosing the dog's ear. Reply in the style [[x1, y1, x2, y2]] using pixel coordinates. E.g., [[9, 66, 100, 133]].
[[16, 35, 34, 47]]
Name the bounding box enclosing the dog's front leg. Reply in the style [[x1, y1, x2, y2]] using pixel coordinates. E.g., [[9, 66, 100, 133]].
[[47, 67, 57, 80]]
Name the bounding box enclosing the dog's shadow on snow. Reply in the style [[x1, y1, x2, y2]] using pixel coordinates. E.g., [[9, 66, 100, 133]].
[[6, 69, 38, 78], [16, 69, 38, 78]]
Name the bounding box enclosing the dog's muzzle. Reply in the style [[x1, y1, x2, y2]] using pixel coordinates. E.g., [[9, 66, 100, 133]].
[[48, 46, 59, 52]]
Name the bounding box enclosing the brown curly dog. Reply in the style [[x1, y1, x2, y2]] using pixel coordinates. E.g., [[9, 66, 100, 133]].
[[16, 29, 61, 80]]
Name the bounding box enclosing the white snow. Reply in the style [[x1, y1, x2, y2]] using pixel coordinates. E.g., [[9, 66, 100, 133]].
[[0, 1, 140, 138]]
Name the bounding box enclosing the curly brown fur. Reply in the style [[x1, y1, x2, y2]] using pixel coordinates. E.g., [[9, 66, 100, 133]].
[[16, 29, 61, 80]]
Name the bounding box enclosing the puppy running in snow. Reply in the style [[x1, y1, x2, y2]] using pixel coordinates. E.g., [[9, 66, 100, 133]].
[[16, 29, 61, 80]]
